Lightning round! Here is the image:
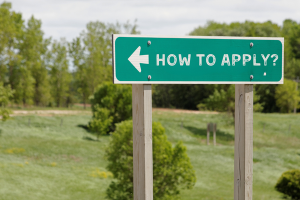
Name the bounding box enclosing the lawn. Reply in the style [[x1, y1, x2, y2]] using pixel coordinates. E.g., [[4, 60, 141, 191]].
[[0, 110, 299, 200]]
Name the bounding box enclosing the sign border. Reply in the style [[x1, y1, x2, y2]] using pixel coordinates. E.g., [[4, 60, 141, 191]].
[[112, 34, 284, 84]]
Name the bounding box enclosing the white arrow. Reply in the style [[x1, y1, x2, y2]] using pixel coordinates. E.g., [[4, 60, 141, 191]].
[[128, 46, 149, 72]]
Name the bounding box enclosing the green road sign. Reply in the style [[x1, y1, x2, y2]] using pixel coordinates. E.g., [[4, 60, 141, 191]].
[[112, 35, 283, 84]]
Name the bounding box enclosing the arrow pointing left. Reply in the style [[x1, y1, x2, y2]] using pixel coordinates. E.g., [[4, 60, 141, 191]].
[[128, 46, 149, 72]]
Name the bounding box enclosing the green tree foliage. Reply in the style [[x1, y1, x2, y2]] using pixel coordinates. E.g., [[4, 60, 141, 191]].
[[204, 85, 235, 116], [0, 2, 23, 82], [153, 21, 283, 112], [202, 85, 263, 117], [106, 120, 196, 200], [89, 82, 132, 132], [48, 39, 71, 107], [69, 21, 139, 108], [13, 66, 35, 106], [275, 169, 300, 199], [275, 79, 300, 113], [20, 16, 51, 106], [0, 83, 14, 121], [0, 2, 37, 107], [69, 37, 89, 108], [88, 106, 113, 139], [153, 84, 215, 110]]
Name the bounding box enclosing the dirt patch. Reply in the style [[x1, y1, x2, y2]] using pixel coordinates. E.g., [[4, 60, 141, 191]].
[[153, 108, 218, 114], [12, 110, 91, 116], [9, 108, 217, 117]]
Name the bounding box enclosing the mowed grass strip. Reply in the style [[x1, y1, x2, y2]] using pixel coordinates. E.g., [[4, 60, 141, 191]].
[[0, 110, 299, 200]]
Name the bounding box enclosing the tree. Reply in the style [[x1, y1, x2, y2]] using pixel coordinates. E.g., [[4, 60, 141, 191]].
[[69, 37, 89, 108], [88, 105, 113, 139], [0, 2, 24, 83], [285, 58, 300, 79], [89, 82, 132, 132], [48, 39, 71, 107], [275, 169, 300, 199], [106, 120, 196, 200], [203, 85, 263, 117], [12, 65, 35, 106], [255, 84, 279, 113], [20, 15, 51, 106], [0, 83, 14, 121], [69, 21, 139, 108], [82, 22, 118, 94], [204, 85, 235, 116], [275, 79, 300, 113]]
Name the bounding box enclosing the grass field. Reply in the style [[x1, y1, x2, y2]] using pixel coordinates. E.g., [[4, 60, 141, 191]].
[[0, 109, 299, 200]]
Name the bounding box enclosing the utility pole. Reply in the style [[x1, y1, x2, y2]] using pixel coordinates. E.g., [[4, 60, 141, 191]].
[[293, 76, 299, 114]]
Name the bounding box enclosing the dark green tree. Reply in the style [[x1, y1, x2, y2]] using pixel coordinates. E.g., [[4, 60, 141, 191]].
[[48, 39, 71, 107], [275, 169, 300, 199], [89, 82, 132, 132], [20, 15, 51, 106], [0, 83, 14, 121], [275, 79, 300, 113], [106, 120, 196, 200]]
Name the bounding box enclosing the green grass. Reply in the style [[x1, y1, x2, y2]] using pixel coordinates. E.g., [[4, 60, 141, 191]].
[[0, 110, 300, 199]]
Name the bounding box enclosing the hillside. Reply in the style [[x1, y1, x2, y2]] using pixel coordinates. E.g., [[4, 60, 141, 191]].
[[0, 109, 299, 199]]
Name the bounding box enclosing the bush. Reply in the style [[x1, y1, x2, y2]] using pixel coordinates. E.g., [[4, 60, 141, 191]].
[[88, 105, 113, 139], [105, 120, 196, 200], [89, 82, 132, 133], [0, 83, 14, 121], [275, 169, 300, 199]]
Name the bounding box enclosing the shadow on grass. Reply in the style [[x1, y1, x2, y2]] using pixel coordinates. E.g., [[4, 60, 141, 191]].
[[78, 124, 111, 141], [77, 124, 91, 132], [0, 129, 2, 136], [82, 136, 99, 142], [183, 126, 234, 142]]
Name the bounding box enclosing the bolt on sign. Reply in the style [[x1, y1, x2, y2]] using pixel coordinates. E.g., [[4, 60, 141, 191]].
[[112, 35, 284, 84]]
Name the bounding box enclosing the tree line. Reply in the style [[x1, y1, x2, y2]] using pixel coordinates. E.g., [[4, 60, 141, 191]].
[[154, 20, 300, 113], [1, 2, 300, 113], [0, 2, 138, 108]]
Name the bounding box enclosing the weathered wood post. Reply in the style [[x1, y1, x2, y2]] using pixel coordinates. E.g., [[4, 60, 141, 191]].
[[213, 123, 217, 146], [207, 123, 210, 145], [132, 84, 153, 200], [234, 84, 253, 200]]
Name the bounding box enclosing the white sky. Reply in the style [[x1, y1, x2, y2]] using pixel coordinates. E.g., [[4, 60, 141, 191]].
[[7, 0, 300, 41]]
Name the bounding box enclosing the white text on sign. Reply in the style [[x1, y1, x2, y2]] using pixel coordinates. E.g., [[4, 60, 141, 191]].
[[156, 54, 279, 66]]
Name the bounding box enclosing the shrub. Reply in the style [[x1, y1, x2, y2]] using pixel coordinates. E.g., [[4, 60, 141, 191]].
[[88, 105, 113, 139], [105, 120, 196, 200], [275, 169, 300, 199], [89, 82, 132, 133], [0, 83, 14, 121]]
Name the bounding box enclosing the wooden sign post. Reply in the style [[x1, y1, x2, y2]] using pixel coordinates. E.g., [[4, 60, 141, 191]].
[[132, 84, 153, 200], [112, 35, 283, 200], [234, 85, 253, 200]]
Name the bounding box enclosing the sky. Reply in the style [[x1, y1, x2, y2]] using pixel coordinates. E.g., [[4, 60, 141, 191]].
[[7, 0, 300, 41]]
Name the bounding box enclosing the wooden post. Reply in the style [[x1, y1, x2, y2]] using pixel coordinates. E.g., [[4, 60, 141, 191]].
[[207, 123, 210, 145], [213, 123, 217, 146], [234, 84, 253, 200], [132, 84, 153, 200]]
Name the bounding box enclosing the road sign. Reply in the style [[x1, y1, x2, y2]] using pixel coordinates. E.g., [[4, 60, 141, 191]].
[[112, 35, 284, 84]]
